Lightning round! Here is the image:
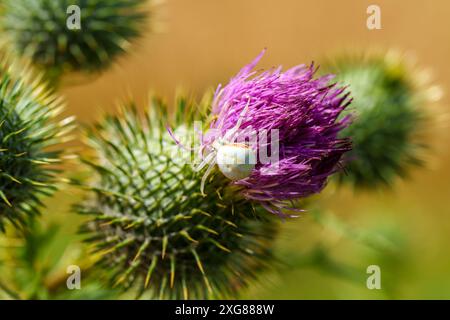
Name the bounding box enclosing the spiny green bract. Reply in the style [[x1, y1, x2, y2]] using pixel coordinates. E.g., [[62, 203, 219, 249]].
[[0, 58, 73, 232], [0, 0, 148, 80], [326, 52, 431, 188], [77, 97, 278, 299]]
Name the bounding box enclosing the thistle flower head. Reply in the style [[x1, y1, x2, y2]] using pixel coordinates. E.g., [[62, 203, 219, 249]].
[[199, 50, 352, 215], [77, 97, 278, 299]]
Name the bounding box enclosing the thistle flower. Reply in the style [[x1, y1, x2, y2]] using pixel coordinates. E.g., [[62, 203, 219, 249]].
[[0, 57, 73, 232], [77, 97, 278, 299], [0, 0, 149, 81], [324, 52, 437, 188], [198, 50, 352, 215]]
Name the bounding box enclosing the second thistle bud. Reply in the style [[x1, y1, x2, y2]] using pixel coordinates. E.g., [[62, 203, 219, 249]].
[[325, 51, 437, 188]]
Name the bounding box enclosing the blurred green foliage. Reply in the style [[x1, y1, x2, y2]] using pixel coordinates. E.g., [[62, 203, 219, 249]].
[[0, 190, 119, 299]]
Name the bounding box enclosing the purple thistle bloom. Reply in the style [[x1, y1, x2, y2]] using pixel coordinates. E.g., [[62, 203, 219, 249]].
[[199, 50, 352, 216]]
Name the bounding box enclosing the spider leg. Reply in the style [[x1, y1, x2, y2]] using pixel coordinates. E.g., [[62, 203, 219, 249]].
[[200, 161, 217, 196], [222, 98, 251, 143], [195, 151, 216, 172], [235, 98, 251, 129]]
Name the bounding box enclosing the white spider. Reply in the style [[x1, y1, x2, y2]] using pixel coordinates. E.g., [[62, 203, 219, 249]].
[[196, 98, 257, 195]]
